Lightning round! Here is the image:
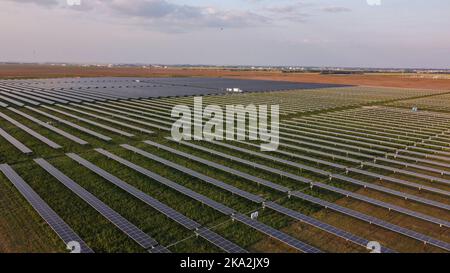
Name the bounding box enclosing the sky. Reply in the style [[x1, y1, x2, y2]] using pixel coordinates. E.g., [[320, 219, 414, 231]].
[[0, 0, 449, 68]]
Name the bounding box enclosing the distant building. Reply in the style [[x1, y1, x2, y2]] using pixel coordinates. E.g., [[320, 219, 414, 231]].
[[226, 88, 243, 93]]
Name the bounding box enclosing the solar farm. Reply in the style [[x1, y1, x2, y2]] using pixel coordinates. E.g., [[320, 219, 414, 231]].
[[0, 77, 449, 253]]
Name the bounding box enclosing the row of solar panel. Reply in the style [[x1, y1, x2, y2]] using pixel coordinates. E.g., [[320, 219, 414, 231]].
[[165, 139, 450, 251], [0, 155, 254, 253], [125, 141, 397, 252]]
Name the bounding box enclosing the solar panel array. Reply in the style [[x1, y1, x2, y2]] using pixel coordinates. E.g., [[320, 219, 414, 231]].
[[1, 77, 449, 253], [8, 107, 88, 145], [208, 140, 450, 213], [26, 107, 113, 141], [95, 148, 236, 216], [95, 148, 322, 253], [0, 164, 93, 253], [170, 139, 450, 249], [34, 158, 159, 250], [0, 127, 32, 154], [290, 191, 450, 252], [141, 140, 396, 252], [121, 144, 265, 203], [232, 213, 322, 253], [0, 112, 61, 149], [66, 153, 246, 253]]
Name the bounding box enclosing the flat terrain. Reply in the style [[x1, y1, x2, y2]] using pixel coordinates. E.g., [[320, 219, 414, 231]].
[[0, 75, 449, 253], [1, 64, 449, 90]]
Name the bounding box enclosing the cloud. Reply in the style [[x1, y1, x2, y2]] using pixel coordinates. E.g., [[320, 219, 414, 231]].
[[106, 0, 270, 29], [263, 4, 310, 23], [5, 0, 59, 7], [321, 7, 352, 13]]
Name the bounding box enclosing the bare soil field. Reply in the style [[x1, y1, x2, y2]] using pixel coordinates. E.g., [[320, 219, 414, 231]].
[[1, 64, 450, 90]]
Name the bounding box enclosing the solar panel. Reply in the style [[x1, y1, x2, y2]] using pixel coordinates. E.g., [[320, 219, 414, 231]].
[[76, 103, 173, 130], [278, 141, 361, 164], [238, 140, 346, 171], [172, 139, 449, 226], [149, 245, 171, 253], [121, 144, 265, 203], [0, 164, 94, 253], [0, 101, 8, 107], [232, 213, 321, 253], [172, 139, 312, 184], [361, 162, 450, 186], [389, 152, 450, 169], [290, 191, 450, 252], [34, 158, 158, 250], [45, 90, 94, 102], [0, 91, 40, 105], [7, 88, 70, 104], [264, 201, 395, 253], [313, 182, 450, 228], [0, 112, 61, 149], [349, 168, 450, 197], [241, 138, 450, 196], [281, 124, 405, 149], [68, 153, 251, 253], [56, 104, 154, 134], [73, 102, 170, 130], [26, 106, 112, 141], [66, 153, 201, 231], [196, 227, 248, 253], [0, 89, 56, 104], [72, 88, 123, 100], [283, 120, 415, 145], [42, 106, 135, 137], [212, 140, 450, 212], [26, 89, 82, 103], [8, 108, 88, 145], [95, 148, 235, 215], [332, 174, 450, 212], [281, 131, 387, 156], [93, 149, 317, 252], [53, 89, 106, 102], [0, 127, 32, 154], [0, 94, 24, 106], [143, 140, 290, 193], [97, 101, 174, 122]]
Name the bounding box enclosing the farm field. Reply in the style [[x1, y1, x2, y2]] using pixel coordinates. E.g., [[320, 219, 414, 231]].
[[0, 77, 449, 253], [1, 64, 450, 90]]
